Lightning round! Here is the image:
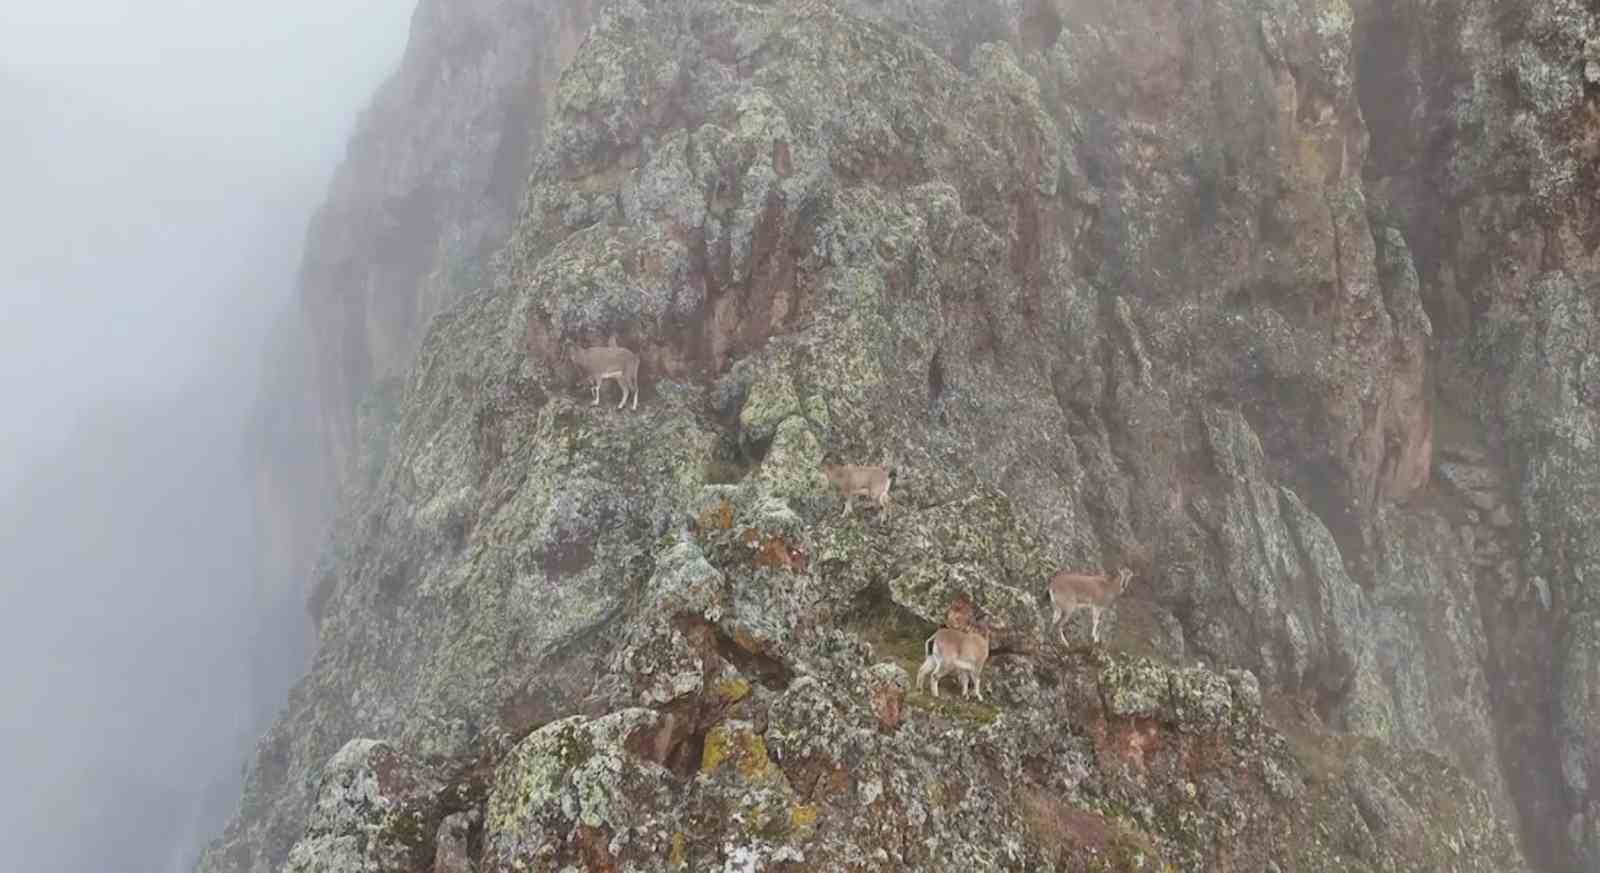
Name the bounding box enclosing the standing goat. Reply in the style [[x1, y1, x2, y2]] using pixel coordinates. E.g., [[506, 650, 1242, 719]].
[[821, 463, 896, 518], [916, 623, 993, 701], [1047, 567, 1133, 646], [569, 344, 640, 410]]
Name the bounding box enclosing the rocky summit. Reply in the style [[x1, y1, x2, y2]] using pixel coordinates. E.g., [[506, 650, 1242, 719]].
[[218, 0, 1600, 870]]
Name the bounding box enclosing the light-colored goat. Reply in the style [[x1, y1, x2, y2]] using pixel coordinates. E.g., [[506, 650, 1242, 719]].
[[570, 345, 639, 410], [1047, 567, 1133, 646], [821, 464, 895, 517], [915, 624, 993, 701]]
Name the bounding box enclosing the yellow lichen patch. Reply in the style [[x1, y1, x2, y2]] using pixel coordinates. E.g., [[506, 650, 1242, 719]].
[[701, 726, 732, 773], [713, 677, 752, 703], [789, 803, 820, 835], [667, 831, 687, 868], [700, 722, 776, 783]]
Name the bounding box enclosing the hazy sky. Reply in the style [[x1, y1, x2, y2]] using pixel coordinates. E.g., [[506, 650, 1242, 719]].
[[1, 0, 413, 484], [0, 3, 413, 871]]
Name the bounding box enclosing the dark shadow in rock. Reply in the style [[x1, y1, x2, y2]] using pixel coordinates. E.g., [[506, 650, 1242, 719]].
[[1019, 0, 1063, 55]]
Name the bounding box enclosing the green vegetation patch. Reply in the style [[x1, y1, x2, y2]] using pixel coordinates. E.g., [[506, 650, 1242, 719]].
[[905, 687, 1002, 724], [847, 586, 939, 673]]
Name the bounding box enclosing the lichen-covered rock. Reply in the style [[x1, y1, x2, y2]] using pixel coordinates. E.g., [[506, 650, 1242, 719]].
[[484, 709, 679, 868], [279, 740, 445, 873], [1367, 502, 1508, 815], [258, 610, 1530, 873]]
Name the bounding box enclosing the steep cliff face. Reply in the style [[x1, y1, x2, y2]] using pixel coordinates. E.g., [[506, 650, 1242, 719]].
[[1351, 0, 1600, 867], [220, 0, 1600, 870], [251, 0, 602, 604]]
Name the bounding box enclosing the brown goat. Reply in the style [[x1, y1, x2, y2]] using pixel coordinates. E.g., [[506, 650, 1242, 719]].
[[1047, 567, 1133, 646], [821, 463, 896, 518], [916, 623, 994, 701], [569, 345, 640, 410]]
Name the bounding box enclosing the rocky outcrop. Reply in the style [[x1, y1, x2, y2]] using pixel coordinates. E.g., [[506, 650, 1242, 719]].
[[265, 622, 1526, 872], [218, 0, 1600, 870], [473, 648, 1523, 872]]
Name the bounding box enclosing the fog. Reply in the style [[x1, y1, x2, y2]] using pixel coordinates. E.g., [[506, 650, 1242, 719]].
[[0, 3, 412, 871]]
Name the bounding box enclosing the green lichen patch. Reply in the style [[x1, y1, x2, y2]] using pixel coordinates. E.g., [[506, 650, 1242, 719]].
[[487, 710, 675, 834], [487, 716, 596, 835], [905, 687, 1002, 724], [382, 809, 428, 850], [1097, 657, 1172, 721]]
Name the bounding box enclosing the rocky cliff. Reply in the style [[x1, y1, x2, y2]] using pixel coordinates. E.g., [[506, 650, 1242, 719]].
[[218, 0, 1600, 870], [250, 0, 603, 609]]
